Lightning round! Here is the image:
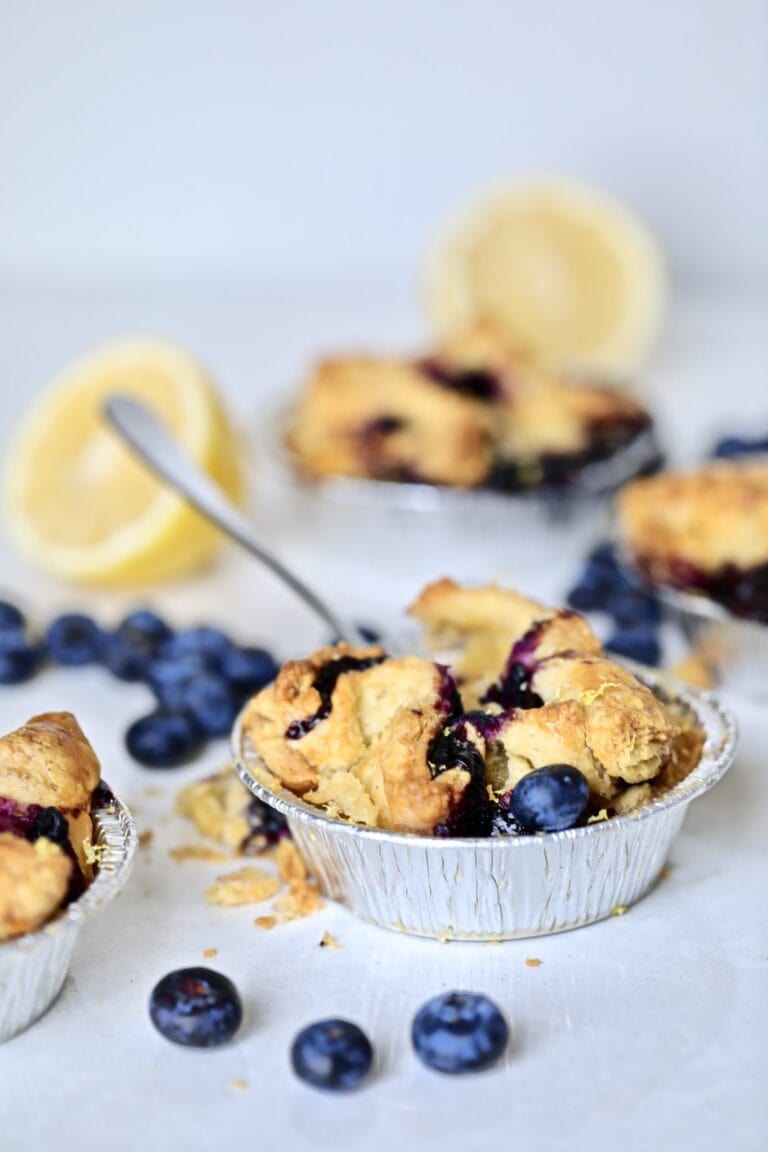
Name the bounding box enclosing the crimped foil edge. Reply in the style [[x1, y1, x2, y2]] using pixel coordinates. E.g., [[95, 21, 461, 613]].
[[0, 788, 138, 1042], [233, 674, 736, 940]]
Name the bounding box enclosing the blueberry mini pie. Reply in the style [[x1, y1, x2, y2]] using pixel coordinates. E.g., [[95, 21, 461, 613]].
[[287, 328, 655, 493], [241, 582, 703, 838], [0, 712, 101, 940], [617, 460, 768, 622]]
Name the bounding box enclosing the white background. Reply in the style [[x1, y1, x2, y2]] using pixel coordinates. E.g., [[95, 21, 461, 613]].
[[1, 0, 766, 285], [0, 5, 766, 1151]]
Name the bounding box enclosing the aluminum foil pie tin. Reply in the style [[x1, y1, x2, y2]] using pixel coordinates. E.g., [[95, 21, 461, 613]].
[[249, 408, 663, 584], [233, 674, 737, 941], [0, 788, 138, 1043]]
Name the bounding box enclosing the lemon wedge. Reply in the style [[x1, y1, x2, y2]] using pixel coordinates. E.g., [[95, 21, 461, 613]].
[[3, 338, 242, 586], [425, 178, 666, 377]]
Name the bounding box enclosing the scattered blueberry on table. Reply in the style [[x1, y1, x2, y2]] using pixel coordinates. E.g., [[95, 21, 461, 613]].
[[565, 541, 663, 666], [149, 967, 243, 1048], [709, 434, 768, 460], [508, 764, 590, 833], [125, 709, 205, 769], [291, 1019, 374, 1091], [46, 613, 105, 666], [411, 992, 509, 1075], [0, 598, 280, 767]]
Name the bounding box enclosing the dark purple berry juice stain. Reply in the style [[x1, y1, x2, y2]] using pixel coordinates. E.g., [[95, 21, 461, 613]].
[[482, 623, 545, 710], [427, 718, 493, 837], [417, 360, 503, 403], [285, 654, 386, 740]]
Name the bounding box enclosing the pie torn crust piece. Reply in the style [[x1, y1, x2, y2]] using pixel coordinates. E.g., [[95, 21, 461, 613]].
[[617, 460, 768, 622], [287, 327, 653, 492], [0, 712, 102, 941], [241, 580, 704, 837]]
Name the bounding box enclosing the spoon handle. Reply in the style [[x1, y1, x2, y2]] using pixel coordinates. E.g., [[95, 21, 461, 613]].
[[103, 395, 359, 644]]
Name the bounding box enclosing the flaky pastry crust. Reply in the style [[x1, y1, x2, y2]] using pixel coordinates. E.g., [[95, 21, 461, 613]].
[[0, 834, 72, 942], [618, 461, 768, 574]]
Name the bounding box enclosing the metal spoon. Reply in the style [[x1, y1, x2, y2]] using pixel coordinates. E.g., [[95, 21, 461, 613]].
[[103, 395, 359, 644]]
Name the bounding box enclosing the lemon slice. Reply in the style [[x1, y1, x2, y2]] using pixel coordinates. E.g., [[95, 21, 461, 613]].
[[425, 178, 666, 377], [3, 338, 242, 586]]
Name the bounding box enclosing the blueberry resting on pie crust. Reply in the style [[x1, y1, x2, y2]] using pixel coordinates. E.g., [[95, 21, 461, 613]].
[[0, 712, 102, 941], [241, 581, 703, 837], [286, 328, 655, 493], [618, 460, 768, 622]]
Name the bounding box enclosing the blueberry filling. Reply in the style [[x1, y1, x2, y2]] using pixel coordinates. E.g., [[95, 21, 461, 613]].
[[30, 806, 70, 845], [418, 359, 502, 403], [285, 654, 387, 740], [428, 719, 493, 837], [242, 796, 289, 853], [641, 556, 768, 623], [482, 661, 543, 711], [0, 796, 86, 904], [486, 413, 653, 493]]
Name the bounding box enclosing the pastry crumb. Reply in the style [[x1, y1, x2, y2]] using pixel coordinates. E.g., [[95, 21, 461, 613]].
[[275, 839, 307, 884], [206, 866, 281, 907], [202, 947, 218, 958], [273, 879, 324, 923], [668, 651, 717, 690], [610, 904, 629, 917], [81, 836, 107, 866], [138, 829, 154, 848], [659, 866, 671, 880], [229, 1078, 248, 1091], [169, 845, 231, 863], [525, 957, 543, 968], [319, 930, 341, 949], [254, 915, 277, 930]]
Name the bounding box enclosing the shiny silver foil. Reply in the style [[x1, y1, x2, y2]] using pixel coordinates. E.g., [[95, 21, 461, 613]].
[[233, 676, 736, 941], [0, 789, 137, 1042]]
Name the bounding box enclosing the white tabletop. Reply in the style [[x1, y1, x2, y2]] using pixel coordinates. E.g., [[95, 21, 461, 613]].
[[0, 271, 766, 1152]]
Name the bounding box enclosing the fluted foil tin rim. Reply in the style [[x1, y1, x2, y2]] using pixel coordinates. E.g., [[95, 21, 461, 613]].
[[232, 674, 737, 940], [0, 788, 138, 1042], [256, 404, 662, 514]]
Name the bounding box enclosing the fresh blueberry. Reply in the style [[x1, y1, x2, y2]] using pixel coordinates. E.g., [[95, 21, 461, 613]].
[[102, 630, 157, 681], [149, 967, 243, 1047], [160, 627, 233, 666], [605, 626, 661, 666], [588, 542, 620, 574], [46, 613, 104, 666], [606, 588, 661, 627], [0, 601, 25, 631], [117, 609, 172, 648], [411, 992, 508, 1074], [146, 652, 209, 698], [566, 573, 608, 612], [291, 1019, 374, 1091], [218, 646, 278, 696], [161, 672, 239, 738], [125, 709, 204, 768], [509, 765, 590, 833], [711, 435, 768, 460], [30, 806, 70, 845], [0, 632, 43, 684]]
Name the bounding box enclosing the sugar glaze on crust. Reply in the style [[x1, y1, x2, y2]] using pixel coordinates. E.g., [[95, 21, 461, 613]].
[[242, 582, 703, 837]]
